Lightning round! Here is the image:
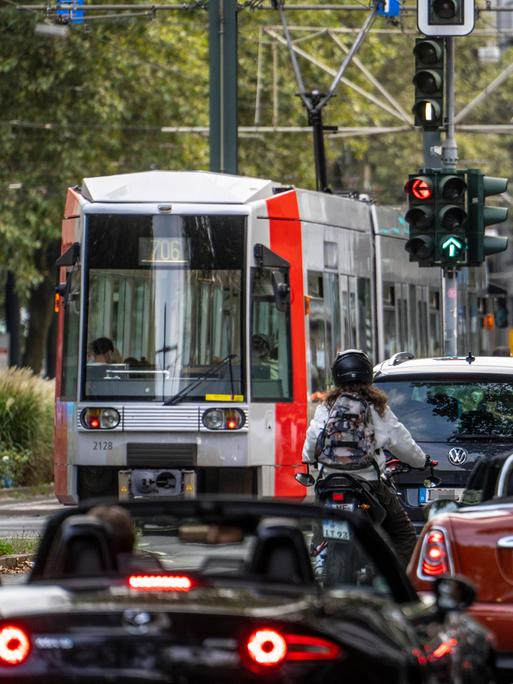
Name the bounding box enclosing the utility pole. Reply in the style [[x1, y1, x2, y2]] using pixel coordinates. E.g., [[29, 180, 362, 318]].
[[209, 0, 238, 174], [441, 37, 458, 357]]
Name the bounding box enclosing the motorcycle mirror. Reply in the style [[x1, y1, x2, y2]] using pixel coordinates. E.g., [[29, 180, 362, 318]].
[[295, 472, 315, 487]]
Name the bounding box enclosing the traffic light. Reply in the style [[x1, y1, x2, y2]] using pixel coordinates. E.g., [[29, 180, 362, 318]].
[[413, 38, 444, 130], [404, 173, 436, 266], [405, 169, 468, 267], [466, 170, 509, 266], [437, 172, 467, 266], [418, 0, 475, 36]]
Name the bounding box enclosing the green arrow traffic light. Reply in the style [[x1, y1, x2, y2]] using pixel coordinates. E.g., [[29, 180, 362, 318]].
[[441, 235, 465, 260]]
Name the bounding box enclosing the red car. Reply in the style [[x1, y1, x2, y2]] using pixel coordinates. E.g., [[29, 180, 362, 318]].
[[409, 453, 513, 681]]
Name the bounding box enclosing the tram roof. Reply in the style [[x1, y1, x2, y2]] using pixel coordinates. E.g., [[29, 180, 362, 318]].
[[81, 171, 277, 205]]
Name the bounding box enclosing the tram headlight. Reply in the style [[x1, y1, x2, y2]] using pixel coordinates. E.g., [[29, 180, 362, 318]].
[[81, 407, 120, 430], [202, 408, 245, 430]]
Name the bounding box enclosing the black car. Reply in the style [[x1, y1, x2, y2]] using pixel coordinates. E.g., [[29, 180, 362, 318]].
[[374, 353, 513, 528], [0, 498, 494, 683]]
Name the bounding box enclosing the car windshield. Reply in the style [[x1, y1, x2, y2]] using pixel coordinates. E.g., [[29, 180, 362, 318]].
[[378, 380, 513, 441], [35, 505, 394, 598]]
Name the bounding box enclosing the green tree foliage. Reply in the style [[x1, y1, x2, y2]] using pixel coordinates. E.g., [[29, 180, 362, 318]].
[[0, 5, 512, 370]]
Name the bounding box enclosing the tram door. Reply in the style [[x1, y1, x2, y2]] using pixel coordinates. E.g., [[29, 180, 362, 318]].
[[340, 275, 357, 351]]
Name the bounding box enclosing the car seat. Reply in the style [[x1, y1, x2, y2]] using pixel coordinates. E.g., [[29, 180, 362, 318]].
[[248, 522, 315, 585], [44, 515, 117, 578]]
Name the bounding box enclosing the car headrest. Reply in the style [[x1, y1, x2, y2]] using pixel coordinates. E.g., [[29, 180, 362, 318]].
[[45, 515, 117, 578], [248, 522, 314, 585]]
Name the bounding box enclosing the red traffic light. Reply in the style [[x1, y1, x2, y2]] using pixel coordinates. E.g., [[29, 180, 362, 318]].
[[405, 177, 433, 200]]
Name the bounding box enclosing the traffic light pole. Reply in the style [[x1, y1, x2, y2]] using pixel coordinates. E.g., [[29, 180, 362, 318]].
[[442, 37, 459, 356]]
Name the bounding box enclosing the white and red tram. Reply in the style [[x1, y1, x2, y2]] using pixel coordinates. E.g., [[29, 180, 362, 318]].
[[54, 171, 486, 503]]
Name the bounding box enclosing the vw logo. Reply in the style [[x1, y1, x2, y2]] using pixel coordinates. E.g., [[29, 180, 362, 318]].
[[448, 447, 468, 465]]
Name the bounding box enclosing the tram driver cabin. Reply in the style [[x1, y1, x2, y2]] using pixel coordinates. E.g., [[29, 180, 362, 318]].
[[54, 171, 486, 503]]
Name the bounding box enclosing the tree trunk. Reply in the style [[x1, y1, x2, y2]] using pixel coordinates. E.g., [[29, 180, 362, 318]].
[[5, 271, 21, 367], [22, 241, 61, 374]]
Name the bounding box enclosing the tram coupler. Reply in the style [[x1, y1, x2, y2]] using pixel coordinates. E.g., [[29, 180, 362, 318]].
[[118, 468, 197, 500]]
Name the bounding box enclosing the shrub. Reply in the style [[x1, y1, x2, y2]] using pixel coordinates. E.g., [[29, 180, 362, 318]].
[[0, 368, 54, 487]]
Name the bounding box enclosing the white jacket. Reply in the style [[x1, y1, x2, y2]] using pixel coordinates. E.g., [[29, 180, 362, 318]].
[[302, 401, 427, 481]]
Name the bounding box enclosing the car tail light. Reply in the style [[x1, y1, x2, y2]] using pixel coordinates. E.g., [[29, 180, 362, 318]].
[[128, 574, 193, 592], [243, 628, 342, 670], [246, 629, 287, 667], [81, 407, 120, 429], [0, 625, 30, 666], [418, 528, 451, 579]]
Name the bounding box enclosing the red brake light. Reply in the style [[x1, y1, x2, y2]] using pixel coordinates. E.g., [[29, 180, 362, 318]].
[[332, 492, 345, 502], [246, 629, 287, 666], [0, 625, 30, 666], [420, 529, 450, 578], [243, 629, 342, 670], [128, 574, 193, 592], [406, 177, 433, 200]]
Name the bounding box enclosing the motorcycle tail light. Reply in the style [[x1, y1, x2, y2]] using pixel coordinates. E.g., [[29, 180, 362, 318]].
[[243, 628, 342, 670], [128, 574, 193, 592], [0, 625, 30, 666], [332, 492, 345, 502], [418, 528, 451, 579]]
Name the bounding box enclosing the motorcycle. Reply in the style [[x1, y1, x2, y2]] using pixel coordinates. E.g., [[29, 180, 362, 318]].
[[296, 458, 440, 585]]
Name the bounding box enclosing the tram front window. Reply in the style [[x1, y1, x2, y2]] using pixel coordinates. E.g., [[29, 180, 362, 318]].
[[84, 213, 245, 401]]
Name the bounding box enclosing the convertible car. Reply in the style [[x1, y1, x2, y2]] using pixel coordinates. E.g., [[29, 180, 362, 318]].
[[0, 498, 494, 683], [410, 452, 513, 682]]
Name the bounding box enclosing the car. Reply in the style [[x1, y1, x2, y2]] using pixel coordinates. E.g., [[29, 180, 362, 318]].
[[373, 353, 513, 528], [0, 498, 495, 683], [409, 476, 513, 682]]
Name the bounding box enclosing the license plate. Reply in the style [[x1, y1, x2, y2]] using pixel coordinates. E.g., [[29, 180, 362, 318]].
[[326, 501, 356, 512], [322, 519, 351, 540], [418, 487, 464, 505]]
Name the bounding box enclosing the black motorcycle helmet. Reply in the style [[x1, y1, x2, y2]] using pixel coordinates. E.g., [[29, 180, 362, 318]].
[[331, 349, 373, 386]]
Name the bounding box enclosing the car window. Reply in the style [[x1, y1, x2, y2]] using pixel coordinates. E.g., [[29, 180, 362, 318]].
[[377, 380, 513, 441]]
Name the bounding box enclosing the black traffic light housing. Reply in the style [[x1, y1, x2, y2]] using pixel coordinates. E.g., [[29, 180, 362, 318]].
[[405, 173, 436, 266], [466, 170, 509, 266], [413, 38, 444, 130], [405, 169, 468, 267], [418, 0, 475, 36]]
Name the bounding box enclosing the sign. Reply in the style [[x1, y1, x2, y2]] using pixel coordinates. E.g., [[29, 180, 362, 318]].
[[378, 0, 400, 17]]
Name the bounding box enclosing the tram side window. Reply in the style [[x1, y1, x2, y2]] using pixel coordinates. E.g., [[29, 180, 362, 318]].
[[251, 269, 292, 401], [60, 268, 81, 401], [383, 284, 398, 360], [307, 272, 326, 393], [429, 290, 441, 356]]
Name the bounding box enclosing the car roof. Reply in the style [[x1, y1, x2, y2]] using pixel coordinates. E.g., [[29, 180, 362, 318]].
[[374, 355, 513, 379]]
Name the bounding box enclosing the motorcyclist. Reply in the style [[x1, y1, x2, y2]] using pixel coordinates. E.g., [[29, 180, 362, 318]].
[[302, 349, 431, 566]]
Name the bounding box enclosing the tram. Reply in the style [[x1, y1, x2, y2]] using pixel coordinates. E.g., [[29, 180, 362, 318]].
[[54, 171, 486, 503]]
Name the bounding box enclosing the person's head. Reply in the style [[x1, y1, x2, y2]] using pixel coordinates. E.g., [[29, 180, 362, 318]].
[[252, 333, 271, 358], [91, 337, 114, 363], [493, 346, 511, 357], [88, 504, 136, 555], [331, 349, 373, 387], [328, 349, 388, 415]]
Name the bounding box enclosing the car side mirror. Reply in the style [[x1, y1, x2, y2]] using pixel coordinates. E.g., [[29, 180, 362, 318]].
[[434, 576, 475, 613], [295, 472, 315, 487], [424, 498, 460, 521]]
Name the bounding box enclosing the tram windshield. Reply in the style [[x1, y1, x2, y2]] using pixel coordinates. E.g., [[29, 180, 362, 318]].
[[84, 213, 245, 402], [381, 380, 513, 440]]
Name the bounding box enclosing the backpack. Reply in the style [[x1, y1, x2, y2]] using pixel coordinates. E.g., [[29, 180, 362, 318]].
[[314, 393, 377, 470]]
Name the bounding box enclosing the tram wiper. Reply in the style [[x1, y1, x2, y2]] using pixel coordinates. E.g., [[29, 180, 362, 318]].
[[165, 354, 238, 406]]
